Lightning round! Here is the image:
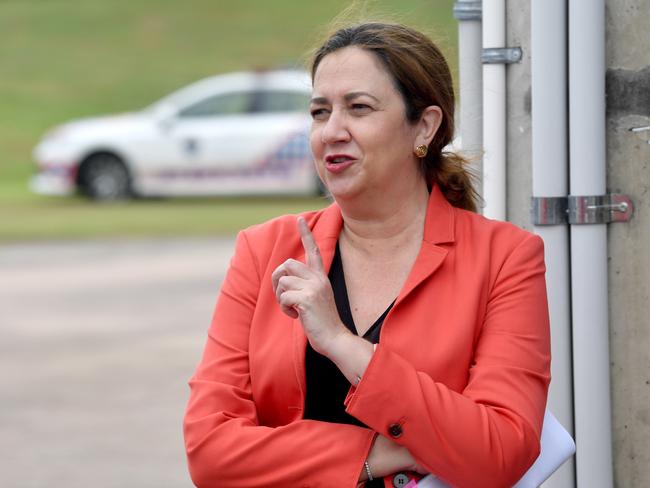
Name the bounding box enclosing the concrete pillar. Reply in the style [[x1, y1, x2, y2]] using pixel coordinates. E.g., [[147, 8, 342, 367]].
[[605, 1, 650, 486]]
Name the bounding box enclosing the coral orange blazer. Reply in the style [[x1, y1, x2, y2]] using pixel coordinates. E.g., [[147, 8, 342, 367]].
[[184, 186, 551, 488]]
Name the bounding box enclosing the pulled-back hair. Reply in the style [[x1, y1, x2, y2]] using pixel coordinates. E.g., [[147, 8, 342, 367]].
[[311, 22, 478, 212]]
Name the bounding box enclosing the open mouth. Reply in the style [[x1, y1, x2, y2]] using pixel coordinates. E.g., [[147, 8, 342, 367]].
[[324, 154, 356, 174], [325, 154, 355, 164]]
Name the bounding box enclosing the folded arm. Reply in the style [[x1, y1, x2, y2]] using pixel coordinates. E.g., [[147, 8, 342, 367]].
[[343, 234, 551, 488], [184, 231, 376, 487]]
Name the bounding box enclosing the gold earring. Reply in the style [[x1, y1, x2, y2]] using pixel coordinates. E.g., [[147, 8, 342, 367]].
[[414, 144, 428, 158]]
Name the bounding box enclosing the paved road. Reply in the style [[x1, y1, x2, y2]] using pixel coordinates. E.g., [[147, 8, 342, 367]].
[[0, 237, 236, 487]]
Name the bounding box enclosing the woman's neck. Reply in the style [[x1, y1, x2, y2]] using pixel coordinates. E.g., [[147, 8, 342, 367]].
[[337, 179, 429, 252]]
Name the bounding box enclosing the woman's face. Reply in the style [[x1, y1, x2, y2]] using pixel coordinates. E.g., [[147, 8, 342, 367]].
[[309, 46, 426, 202]]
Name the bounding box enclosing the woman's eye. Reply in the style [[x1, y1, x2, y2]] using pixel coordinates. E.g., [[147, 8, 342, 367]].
[[351, 103, 372, 113], [310, 108, 329, 120]]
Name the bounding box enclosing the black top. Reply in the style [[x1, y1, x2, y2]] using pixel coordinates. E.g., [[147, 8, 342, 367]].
[[303, 243, 393, 486]]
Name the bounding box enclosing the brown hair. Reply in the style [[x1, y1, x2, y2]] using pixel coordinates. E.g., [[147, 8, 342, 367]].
[[311, 22, 478, 212]]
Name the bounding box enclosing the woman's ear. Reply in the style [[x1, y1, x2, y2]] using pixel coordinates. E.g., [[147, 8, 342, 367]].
[[416, 105, 443, 146]]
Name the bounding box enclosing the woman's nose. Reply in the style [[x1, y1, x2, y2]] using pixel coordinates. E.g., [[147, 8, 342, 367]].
[[320, 110, 350, 144]]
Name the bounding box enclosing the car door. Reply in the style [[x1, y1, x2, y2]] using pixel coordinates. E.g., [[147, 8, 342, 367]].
[[162, 90, 258, 195], [126, 89, 257, 196], [164, 88, 311, 195]]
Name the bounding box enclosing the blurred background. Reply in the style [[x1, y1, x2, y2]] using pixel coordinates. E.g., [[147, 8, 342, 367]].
[[0, 0, 457, 240], [0, 1, 457, 486]]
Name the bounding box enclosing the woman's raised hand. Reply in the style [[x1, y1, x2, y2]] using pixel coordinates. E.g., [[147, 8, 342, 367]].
[[271, 217, 349, 356]]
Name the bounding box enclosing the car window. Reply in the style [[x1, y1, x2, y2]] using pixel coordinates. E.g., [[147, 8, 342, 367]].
[[253, 90, 310, 114], [178, 92, 252, 117]]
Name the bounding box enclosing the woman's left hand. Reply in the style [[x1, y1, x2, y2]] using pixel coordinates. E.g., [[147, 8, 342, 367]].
[[271, 217, 350, 356]]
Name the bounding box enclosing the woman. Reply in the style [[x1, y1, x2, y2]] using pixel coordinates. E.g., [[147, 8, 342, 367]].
[[184, 23, 550, 488]]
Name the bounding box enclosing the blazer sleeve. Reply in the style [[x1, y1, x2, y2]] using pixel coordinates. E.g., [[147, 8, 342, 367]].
[[344, 233, 551, 488], [183, 231, 375, 488]]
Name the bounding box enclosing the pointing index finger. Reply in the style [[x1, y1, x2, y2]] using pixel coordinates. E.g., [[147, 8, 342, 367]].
[[297, 216, 324, 272]]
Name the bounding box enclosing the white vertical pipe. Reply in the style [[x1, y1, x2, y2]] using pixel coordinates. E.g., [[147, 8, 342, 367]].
[[482, 0, 506, 220], [455, 1, 483, 197], [531, 1, 575, 487], [569, 0, 613, 486]]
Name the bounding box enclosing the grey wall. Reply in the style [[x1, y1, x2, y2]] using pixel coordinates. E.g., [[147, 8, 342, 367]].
[[605, 1, 650, 486], [503, 0, 650, 486]]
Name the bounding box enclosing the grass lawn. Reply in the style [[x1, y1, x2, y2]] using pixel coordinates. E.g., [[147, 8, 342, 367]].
[[0, 195, 332, 241], [0, 0, 457, 241]]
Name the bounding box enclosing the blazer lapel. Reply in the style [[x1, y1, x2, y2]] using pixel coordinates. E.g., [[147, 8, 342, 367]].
[[396, 242, 448, 306], [395, 185, 456, 306]]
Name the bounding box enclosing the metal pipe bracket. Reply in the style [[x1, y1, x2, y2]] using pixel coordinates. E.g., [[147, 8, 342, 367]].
[[532, 194, 635, 225], [453, 1, 482, 21], [482, 47, 523, 64]]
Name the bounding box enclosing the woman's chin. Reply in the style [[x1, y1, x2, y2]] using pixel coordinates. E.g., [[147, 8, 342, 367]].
[[325, 182, 363, 202]]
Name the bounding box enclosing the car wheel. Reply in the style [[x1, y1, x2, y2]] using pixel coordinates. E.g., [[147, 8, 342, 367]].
[[78, 153, 131, 201]]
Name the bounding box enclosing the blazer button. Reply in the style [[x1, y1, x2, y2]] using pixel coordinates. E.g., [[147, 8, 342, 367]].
[[388, 423, 403, 438], [392, 473, 410, 487]]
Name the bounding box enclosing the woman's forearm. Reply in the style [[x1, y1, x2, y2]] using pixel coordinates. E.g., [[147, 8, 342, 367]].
[[325, 331, 375, 387]]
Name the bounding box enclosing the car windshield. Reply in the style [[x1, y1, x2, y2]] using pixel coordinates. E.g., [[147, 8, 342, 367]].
[[145, 80, 223, 113]]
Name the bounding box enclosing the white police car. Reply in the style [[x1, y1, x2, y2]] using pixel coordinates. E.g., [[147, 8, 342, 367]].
[[31, 69, 319, 200]]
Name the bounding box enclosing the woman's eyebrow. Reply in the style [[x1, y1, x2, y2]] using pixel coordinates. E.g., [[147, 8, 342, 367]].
[[310, 96, 328, 105], [344, 91, 380, 103], [310, 92, 380, 105]]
